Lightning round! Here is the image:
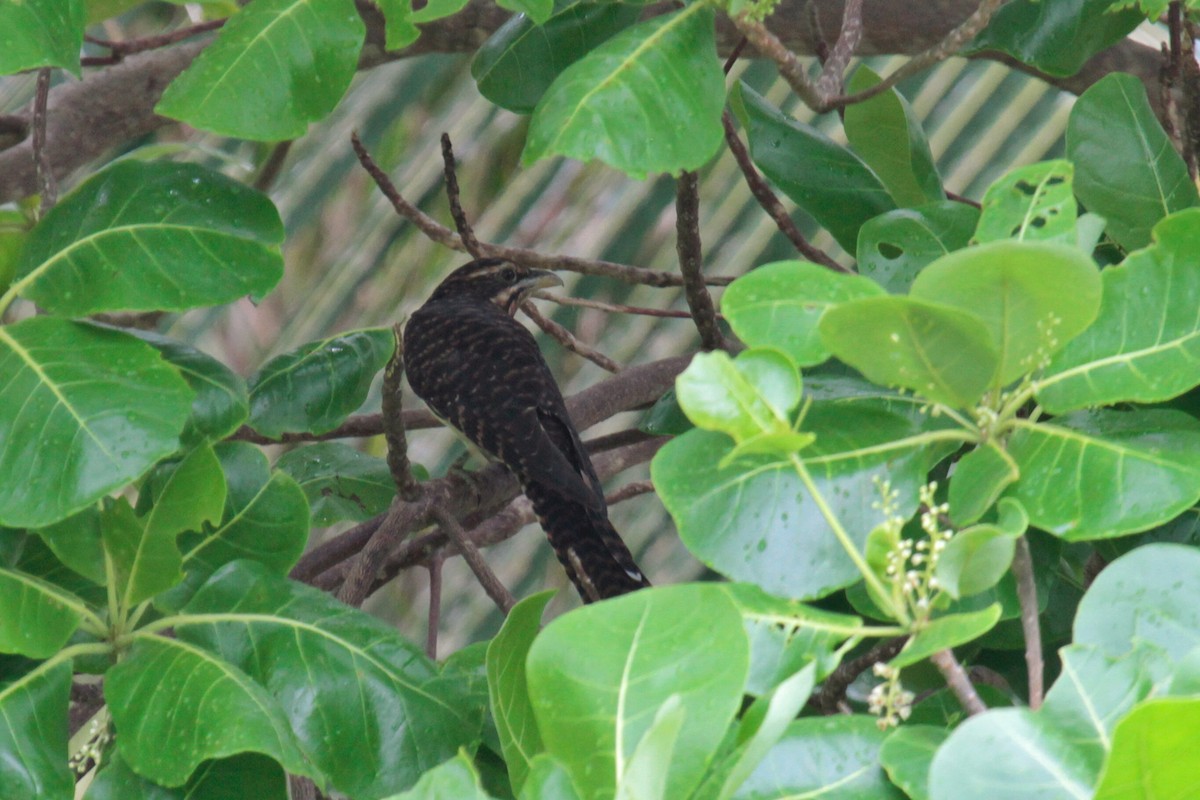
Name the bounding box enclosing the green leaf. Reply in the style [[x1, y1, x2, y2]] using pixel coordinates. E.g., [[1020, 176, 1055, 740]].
[[0, 319, 193, 528], [948, 442, 1020, 526], [0, 0, 85, 75], [487, 591, 553, 796], [88, 751, 288, 800], [1042, 644, 1159, 777], [521, 755, 583, 800], [135, 331, 250, 444], [638, 388, 693, 436], [1095, 698, 1200, 799], [653, 403, 938, 599], [735, 83, 895, 252], [843, 65, 943, 207], [107, 635, 317, 788], [248, 328, 394, 439], [909, 240, 1101, 386], [522, 4, 724, 178], [382, 752, 498, 799], [675, 350, 801, 443], [526, 584, 748, 800], [1038, 209, 1200, 412], [856, 202, 979, 294], [1006, 410, 1200, 540], [275, 442, 396, 525], [928, 708, 1093, 800], [0, 659, 73, 800], [721, 261, 885, 366], [890, 604, 1002, 669], [36, 506, 105, 585], [1074, 543, 1200, 661], [732, 716, 903, 799], [819, 295, 998, 408], [13, 161, 284, 316], [935, 527, 1018, 599], [969, 0, 1143, 77], [409, 0, 471, 23], [156, 0, 365, 140], [1067, 72, 1199, 251], [179, 560, 481, 798], [473, 0, 640, 113], [615, 696, 686, 800], [0, 569, 86, 658], [374, 0, 420, 49], [974, 160, 1079, 245], [879, 725, 948, 800], [496, 0, 553, 27]]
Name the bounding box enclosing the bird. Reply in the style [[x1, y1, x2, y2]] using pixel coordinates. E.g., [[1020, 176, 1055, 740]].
[[403, 257, 651, 602]]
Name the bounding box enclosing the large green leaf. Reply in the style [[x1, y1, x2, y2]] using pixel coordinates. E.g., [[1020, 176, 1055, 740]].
[[248, 328, 394, 438], [819, 295, 998, 408], [1094, 698, 1200, 799], [107, 635, 317, 788], [735, 84, 895, 252], [522, 4, 724, 178], [843, 65, 943, 208], [1038, 210, 1200, 412], [909, 240, 1101, 385], [879, 725, 948, 800], [87, 751, 288, 800], [472, 0, 640, 114], [156, 0, 365, 140], [275, 442, 396, 525], [487, 591, 553, 796], [179, 560, 481, 798], [1067, 73, 1199, 251], [12, 161, 284, 316], [0, 0, 85, 75], [928, 709, 1093, 800], [0, 659, 73, 800], [974, 160, 1079, 245], [0, 318, 193, 528], [969, 0, 1142, 76], [1006, 410, 1200, 540], [732, 716, 903, 800], [526, 584, 748, 800], [653, 403, 939, 599], [382, 752, 499, 799], [135, 331, 250, 444], [0, 569, 86, 658], [1074, 543, 1200, 661], [720, 261, 884, 366], [856, 202, 979, 294], [36, 505, 105, 585]]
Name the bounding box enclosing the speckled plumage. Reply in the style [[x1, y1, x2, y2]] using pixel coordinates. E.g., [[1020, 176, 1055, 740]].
[[404, 258, 650, 601]]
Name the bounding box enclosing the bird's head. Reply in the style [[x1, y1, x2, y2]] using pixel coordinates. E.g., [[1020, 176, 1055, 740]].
[[430, 258, 564, 315]]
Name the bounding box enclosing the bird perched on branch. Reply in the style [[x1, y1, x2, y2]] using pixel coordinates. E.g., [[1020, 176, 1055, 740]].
[[404, 258, 651, 602]]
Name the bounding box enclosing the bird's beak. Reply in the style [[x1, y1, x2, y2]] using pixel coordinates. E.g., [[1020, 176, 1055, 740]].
[[519, 270, 564, 293]]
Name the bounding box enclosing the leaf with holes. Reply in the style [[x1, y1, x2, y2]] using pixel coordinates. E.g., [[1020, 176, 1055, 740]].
[[857, 202, 979, 294], [974, 160, 1078, 245], [12, 161, 283, 315], [0, 318, 193, 528]]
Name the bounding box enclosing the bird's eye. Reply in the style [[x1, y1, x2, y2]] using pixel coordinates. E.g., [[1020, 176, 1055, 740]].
[[500, 267, 517, 282]]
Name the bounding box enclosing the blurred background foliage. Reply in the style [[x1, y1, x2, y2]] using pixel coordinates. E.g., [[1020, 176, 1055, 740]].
[[0, 4, 1169, 652]]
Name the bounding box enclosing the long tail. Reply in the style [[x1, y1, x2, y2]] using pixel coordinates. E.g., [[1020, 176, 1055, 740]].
[[524, 480, 651, 602]]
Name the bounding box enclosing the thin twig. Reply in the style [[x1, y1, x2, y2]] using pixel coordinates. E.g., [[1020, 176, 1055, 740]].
[[930, 649, 987, 716], [433, 505, 515, 613], [81, 19, 225, 67], [816, 637, 908, 714], [815, 0, 864, 98], [254, 140, 293, 192], [605, 479, 654, 505], [946, 190, 982, 209], [721, 110, 847, 272], [382, 324, 422, 501], [675, 171, 726, 351], [534, 291, 718, 320], [32, 69, 55, 215], [520, 300, 621, 373], [440, 133, 483, 257], [350, 131, 734, 288], [1012, 535, 1043, 709], [425, 556, 443, 659]]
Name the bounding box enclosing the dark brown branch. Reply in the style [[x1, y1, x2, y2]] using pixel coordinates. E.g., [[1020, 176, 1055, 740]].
[[32, 69, 55, 215], [931, 648, 987, 716], [534, 291, 719, 320], [425, 556, 443, 659], [675, 171, 726, 352], [814, 0, 864, 98], [605, 479, 655, 505], [816, 636, 908, 714], [433, 505, 516, 613], [440, 132, 483, 258], [1012, 535, 1043, 710], [81, 19, 225, 65], [254, 140, 293, 192], [721, 110, 847, 272], [382, 325, 422, 501], [520, 300, 621, 373]]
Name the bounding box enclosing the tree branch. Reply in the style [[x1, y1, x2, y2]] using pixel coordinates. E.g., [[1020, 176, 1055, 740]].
[[675, 171, 726, 352], [1012, 535, 1044, 710], [930, 648, 987, 716]]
